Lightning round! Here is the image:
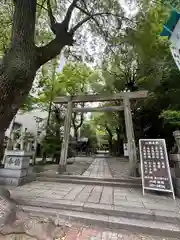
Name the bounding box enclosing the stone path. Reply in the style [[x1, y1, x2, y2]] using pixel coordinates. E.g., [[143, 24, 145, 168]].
[[11, 181, 180, 211], [10, 157, 180, 211], [4, 156, 180, 239], [82, 157, 112, 178]]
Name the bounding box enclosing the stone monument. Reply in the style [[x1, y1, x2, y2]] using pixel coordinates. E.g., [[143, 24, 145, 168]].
[[170, 130, 180, 198], [0, 129, 35, 186], [170, 130, 180, 173]]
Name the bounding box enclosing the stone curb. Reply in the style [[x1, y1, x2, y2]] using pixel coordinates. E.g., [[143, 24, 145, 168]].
[[21, 205, 180, 238], [13, 196, 180, 224], [35, 174, 142, 184], [36, 177, 142, 188]]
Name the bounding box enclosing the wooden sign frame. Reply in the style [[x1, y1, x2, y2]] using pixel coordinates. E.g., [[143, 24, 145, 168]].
[[139, 139, 175, 199]]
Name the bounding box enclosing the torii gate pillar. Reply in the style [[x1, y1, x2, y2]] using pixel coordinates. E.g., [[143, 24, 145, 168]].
[[57, 101, 72, 173], [123, 97, 137, 176]]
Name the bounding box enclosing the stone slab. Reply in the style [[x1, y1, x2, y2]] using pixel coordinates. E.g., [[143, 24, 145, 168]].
[[4, 150, 33, 156], [100, 186, 113, 204], [0, 168, 29, 178], [114, 199, 145, 208], [143, 202, 179, 211], [175, 187, 180, 198], [87, 186, 103, 203], [64, 185, 85, 200], [20, 205, 180, 238], [0, 174, 35, 186]]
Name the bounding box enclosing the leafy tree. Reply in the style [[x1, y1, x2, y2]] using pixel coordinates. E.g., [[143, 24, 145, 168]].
[[41, 107, 64, 162], [0, 0, 125, 151], [55, 62, 95, 140], [160, 110, 180, 128], [80, 122, 98, 150], [88, 1, 180, 153]]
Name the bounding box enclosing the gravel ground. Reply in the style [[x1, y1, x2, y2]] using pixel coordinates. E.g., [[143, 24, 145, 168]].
[[33, 157, 94, 175], [106, 157, 130, 178]]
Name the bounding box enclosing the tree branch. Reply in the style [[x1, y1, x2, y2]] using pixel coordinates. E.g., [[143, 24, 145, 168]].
[[70, 12, 126, 34], [63, 0, 79, 31], [75, 4, 102, 30], [37, 5, 127, 67], [37, 0, 78, 66], [47, 0, 57, 33]]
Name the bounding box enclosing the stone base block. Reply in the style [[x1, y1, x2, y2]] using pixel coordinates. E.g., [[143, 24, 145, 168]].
[[0, 168, 29, 178], [175, 168, 180, 177], [174, 177, 180, 188], [0, 174, 35, 186], [57, 165, 66, 174], [175, 187, 180, 198]]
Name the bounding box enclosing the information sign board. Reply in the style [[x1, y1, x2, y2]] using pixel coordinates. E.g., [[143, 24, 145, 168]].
[[139, 139, 175, 199]]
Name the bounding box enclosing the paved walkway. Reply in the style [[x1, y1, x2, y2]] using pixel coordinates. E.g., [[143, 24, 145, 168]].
[[11, 181, 180, 212], [6, 156, 180, 239], [82, 157, 112, 178], [10, 157, 180, 211]]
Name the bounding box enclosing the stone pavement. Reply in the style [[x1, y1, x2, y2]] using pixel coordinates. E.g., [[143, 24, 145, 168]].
[[4, 156, 180, 239], [82, 157, 112, 178], [10, 157, 180, 211], [10, 181, 180, 212]]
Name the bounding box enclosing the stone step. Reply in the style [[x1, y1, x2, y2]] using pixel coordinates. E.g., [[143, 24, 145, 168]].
[[36, 176, 141, 188], [36, 173, 141, 184], [20, 204, 180, 238], [13, 196, 180, 225]]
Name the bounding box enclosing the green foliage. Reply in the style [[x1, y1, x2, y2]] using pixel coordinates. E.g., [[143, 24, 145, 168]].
[[55, 63, 94, 95], [160, 110, 180, 127], [20, 95, 37, 112], [80, 122, 98, 147], [41, 109, 64, 155]]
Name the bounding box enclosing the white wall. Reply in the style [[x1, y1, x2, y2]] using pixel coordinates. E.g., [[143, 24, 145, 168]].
[[5, 110, 48, 137]]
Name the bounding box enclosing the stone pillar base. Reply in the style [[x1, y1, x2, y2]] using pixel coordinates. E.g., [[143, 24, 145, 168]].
[[0, 150, 35, 186], [56, 165, 66, 174]]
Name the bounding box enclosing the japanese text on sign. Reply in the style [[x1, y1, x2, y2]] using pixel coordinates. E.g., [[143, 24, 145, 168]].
[[139, 139, 174, 194]]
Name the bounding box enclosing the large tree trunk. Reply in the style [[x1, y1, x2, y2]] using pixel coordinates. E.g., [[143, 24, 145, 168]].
[[0, 0, 38, 156], [0, 0, 71, 154]]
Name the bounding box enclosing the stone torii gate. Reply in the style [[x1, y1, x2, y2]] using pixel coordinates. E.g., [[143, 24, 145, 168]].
[[54, 90, 148, 175]]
